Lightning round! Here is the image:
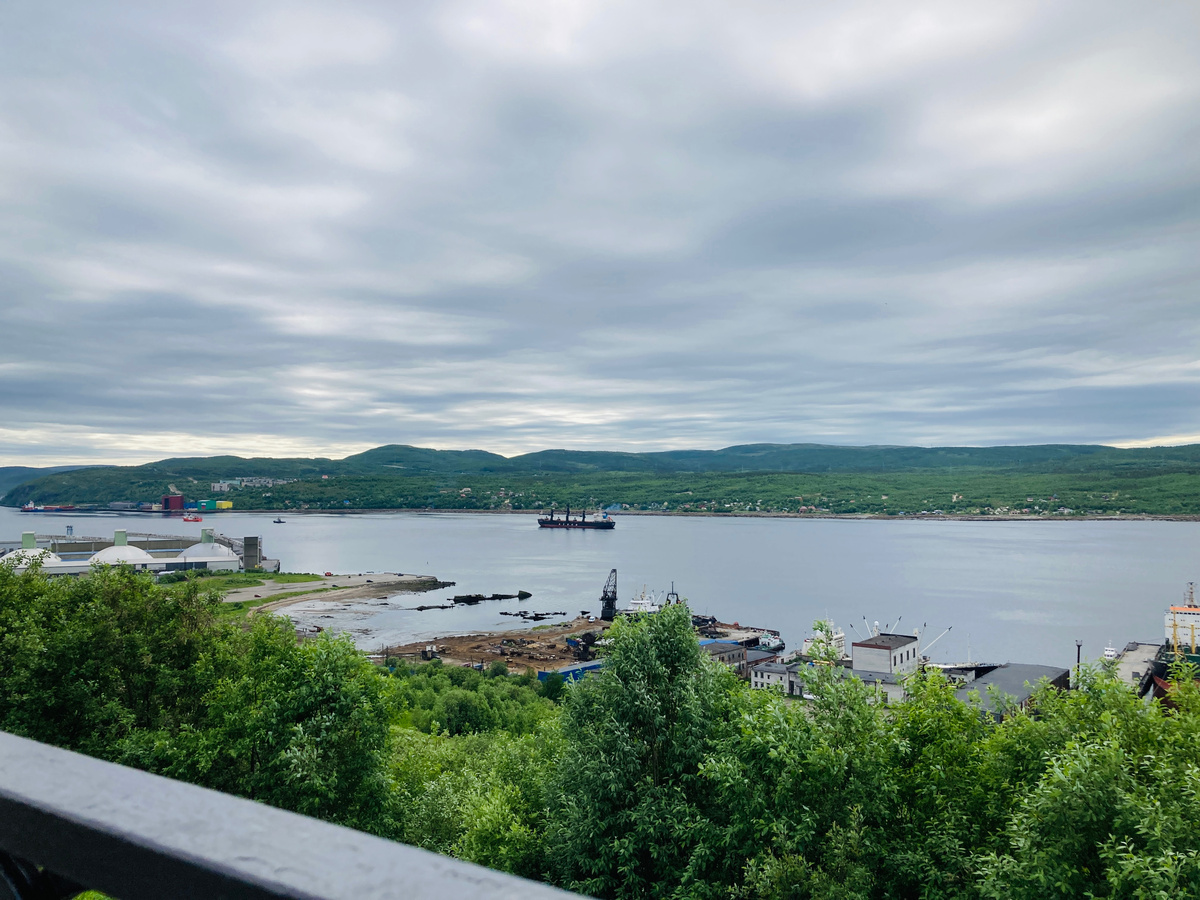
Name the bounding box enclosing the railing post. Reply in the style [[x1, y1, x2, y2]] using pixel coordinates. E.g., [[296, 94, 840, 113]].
[[0, 730, 579, 900]]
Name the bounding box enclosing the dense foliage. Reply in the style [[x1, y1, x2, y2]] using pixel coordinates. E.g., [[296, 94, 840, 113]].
[[10, 468, 1200, 517], [3, 562, 1200, 897], [7, 442, 1200, 516]]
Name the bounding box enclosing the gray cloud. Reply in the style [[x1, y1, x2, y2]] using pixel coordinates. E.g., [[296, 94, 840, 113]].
[[1, 0, 1198, 464]]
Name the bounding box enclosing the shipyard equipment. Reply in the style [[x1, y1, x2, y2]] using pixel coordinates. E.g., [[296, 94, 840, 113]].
[[567, 632, 598, 661], [600, 568, 618, 621]]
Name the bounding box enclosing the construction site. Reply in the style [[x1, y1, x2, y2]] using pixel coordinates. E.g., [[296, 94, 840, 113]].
[[378, 569, 783, 677]]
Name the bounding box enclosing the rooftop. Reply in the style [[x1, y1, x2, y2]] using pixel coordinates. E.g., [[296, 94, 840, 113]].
[[852, 633, 918, 650], [751, 662, 789, 674], [91, 544, 156, 565], [178, 541, 239, 560], [956, 663, 1069, 716], [847, 668, 905, 685], [701, 640, 743, 654]]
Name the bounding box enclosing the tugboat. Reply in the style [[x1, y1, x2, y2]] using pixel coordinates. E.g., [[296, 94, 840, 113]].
[[183, 514, 202, 522], [537, 506, 615, 529]]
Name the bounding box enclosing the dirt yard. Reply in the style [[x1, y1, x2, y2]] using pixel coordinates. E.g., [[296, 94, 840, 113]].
[[381, 615, 613, 675]]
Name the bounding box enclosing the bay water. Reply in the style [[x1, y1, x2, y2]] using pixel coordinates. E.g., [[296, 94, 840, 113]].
[[3, 506, 1196, 668]]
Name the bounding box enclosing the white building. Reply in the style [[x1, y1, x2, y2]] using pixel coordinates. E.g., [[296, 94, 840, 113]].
[[802, 628, 847, 659], [851, 632, 920, 675], [750, 661, 791, 691], [2, 529, 243, 575], [165, 529, 240, 572], [89, 530, 160, 572], [0, 534, 65, 570]]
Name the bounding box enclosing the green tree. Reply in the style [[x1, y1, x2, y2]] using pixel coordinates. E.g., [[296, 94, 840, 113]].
[[0, 564, 398, 838], [142, 619, 397, 834], [976, 665, 1200, 899], [707, 622, 890, 900], [546, 603, 740, 899], [390, 724, 562, 879], [0, 562, 221, 756]]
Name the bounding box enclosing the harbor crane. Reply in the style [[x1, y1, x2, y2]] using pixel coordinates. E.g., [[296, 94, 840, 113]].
[[599, 568, 618, 621]]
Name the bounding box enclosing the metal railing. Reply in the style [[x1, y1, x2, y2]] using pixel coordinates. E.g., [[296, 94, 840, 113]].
[[0, 731, 576, 900]]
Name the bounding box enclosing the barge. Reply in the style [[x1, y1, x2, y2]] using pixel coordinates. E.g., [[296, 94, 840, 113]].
[[537, 507, 615, 529]]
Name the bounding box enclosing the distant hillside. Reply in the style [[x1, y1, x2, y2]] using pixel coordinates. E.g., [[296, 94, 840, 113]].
[[4, 442, 1200, 509], [0, 465, 93, 497]]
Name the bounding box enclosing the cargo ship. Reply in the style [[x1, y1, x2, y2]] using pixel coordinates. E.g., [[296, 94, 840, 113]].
[[537, 506, 615, 529], [21, 503, 76, 512]]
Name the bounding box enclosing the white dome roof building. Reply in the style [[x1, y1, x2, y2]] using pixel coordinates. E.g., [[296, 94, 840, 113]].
[[2, 547, 64, 568], [177, 542, 238, 562], [165, 528, 241, 572], [89, 530, 160, 571], [1, 532, 69, 573], [90, 545, 156, 567]]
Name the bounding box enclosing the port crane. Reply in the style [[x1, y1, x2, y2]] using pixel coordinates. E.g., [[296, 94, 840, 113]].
[[600, 568, 618, 621]]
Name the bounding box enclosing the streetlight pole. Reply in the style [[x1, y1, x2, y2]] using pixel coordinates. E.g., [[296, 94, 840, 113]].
[[1075, 639, 1083, 689]]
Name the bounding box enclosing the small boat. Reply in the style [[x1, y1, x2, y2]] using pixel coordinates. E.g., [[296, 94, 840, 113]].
[[755, 632, 786, 653], [273, 518, 285, 524], [183, 514, 202, 522], [628, 589, 661, 615]]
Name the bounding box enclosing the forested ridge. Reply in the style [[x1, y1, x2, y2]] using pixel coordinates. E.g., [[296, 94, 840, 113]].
[[2, 562, 1200, 898], [7, 442, 1200, 515]]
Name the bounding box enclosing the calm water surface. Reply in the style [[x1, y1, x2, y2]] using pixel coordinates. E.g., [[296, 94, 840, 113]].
[[4, 507, 1195, 668]]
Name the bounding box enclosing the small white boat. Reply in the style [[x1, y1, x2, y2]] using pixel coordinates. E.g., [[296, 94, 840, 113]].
[[628, 588, 662, 615]]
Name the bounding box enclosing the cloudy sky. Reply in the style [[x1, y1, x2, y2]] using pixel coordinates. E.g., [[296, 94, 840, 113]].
[[1, 1, 1197, 465]]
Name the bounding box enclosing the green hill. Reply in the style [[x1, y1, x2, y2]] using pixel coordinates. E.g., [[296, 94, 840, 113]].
[[5, 442, 1200, 515], [0, 465, 94, 497]]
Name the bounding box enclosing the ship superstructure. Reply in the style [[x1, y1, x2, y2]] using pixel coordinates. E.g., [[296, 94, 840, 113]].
[[1166, 582, 1200, 653], [537, 506, 615, 529]]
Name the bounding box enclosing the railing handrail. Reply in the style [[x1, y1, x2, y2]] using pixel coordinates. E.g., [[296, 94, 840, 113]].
[[0, 730, 577, 900]]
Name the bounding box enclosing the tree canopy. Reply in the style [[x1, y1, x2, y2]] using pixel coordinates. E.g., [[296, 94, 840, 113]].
[[2, 562, 1199, 897]]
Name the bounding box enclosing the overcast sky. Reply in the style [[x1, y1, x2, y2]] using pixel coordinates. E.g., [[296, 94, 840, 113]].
[[1, 1, 1197, 465]]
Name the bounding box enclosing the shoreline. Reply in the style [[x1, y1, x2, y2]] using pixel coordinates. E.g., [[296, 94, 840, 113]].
[[235, 573, 448, 616], [11, 506, 1199, 523]]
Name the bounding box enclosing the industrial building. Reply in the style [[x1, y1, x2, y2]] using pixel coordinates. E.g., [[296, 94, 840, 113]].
[[748, 627, 1070, 718], [1, 528, 273, 576], [701, 639, 748, 675], [851, 632, 920, 676], [953, 663, 1070, 719]]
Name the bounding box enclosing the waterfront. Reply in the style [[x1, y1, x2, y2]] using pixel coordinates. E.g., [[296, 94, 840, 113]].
[[2, 506, 1196, 668]]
